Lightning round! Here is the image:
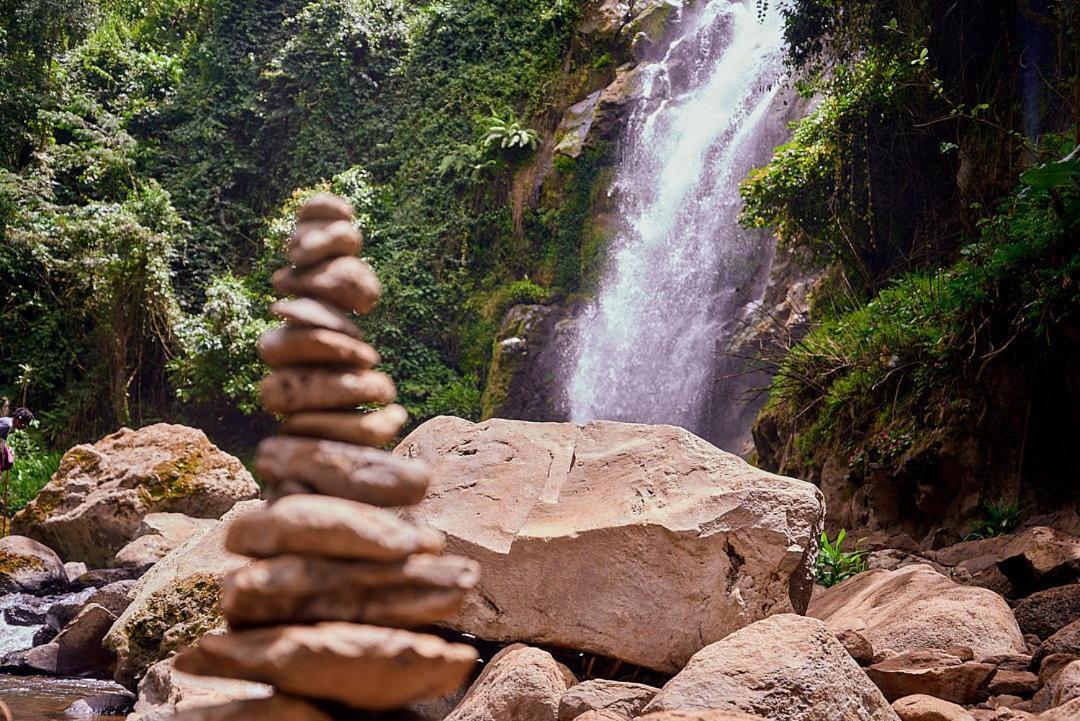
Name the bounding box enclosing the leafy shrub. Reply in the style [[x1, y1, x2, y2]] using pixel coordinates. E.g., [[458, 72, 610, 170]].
[[3, 426, 62, 517], [816, 529, 867, 587], [965, 500, 1023, 541]]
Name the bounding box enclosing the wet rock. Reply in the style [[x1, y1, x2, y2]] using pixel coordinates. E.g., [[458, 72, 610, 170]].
[[642, 614, 899, 720], [287, 219, 362, 267], [127, 656, 272, 721], [272, 256, 381, 315], [64, 690, 134, 716], [2, 593, 50, 625], [397, 416, 824, 673], [444, 644, 574, 721], [281, 404, 408, 447], [554, 91, 601, 159], [808, 565, 1026, 659], [260, 368, 396, 415], [71, 566, 143, 588], [271, 297, 362, 338], [0, 535, 66, 593], [226, 494, 443, 562], [891, 694, 974, 721], [25, 641, 59, 673], [175, 622, 478, 711], [255, 436, 430, 506], [866, 648, 996, 704], [105, 501, 264, 689], [1014, 585, 1080, 640], [222, 553, 479, 628], [558, 679, 658, 720], [54, 602, 117, 676], [115, 513, 217, 571], [44, 587, 97, 634], [11, 424, 258, 568]]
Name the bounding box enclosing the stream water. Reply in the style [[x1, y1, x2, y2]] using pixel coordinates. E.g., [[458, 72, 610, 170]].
[[567, 0, 792, 450], [0, 674, 126, 721]]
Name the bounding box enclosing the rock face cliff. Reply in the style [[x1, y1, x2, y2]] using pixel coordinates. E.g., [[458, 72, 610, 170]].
[[397, 415, 825, 673]]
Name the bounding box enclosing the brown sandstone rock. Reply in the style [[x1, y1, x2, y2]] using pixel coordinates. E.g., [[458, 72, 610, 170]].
[[174, 694, 336, 721], [271, 297, 361, 338], [558, 679, 659, 721], [260, 368, 396, 414], [1042, 660, 1080, 708], [1014, 586, 1080, 640], [866, 649, 996, 704], [175, 623, 478, 711], [642, 614, 899, 721], [1036, 621, 1080, 665], [222, 553, 479, 628], [258, 327, 379, 368], [444, 644, 574, 721], [226, 494, 443, 562], [0, 535, 66, 593], [297, 193, 353, 222], [114, 513, 218, 570], [575, 712, 631, 721], [281, 405, 408, 446], [1037, 697, 1080, 719], [637, 713, 768, 721], [273, 256, 381, 314], [397, 416, 824, 673], [288, 219, 361, 267], [891, 694, 974, 721], [12, 424, 257, 568], [105, 501, 264, 689], [838, 629, 877, 666], [932, 527, 1080, 595], [988, 670, 1040, 697], [255, 436, 430, 506], [808, 565, 1026, 659]]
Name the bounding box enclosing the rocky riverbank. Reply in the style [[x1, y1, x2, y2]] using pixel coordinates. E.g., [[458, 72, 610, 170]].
[[1, 414, 1078, 720]]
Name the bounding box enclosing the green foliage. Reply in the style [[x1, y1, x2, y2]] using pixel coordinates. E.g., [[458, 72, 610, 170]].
[[3, 425, 62, 514], [815, 529, 867, 587], [481, 114, 540, 152], [965, 500, 1023, 541]]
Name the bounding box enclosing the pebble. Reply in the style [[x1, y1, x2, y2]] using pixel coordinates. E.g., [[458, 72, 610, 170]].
[[225, 494, 445, 562], [281, 405, 408, 447], [260, 368, 396, 415], [254, 436, 430, 506]]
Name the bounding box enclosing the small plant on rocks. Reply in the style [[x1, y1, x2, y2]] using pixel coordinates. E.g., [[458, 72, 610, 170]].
[[816, 528, 867, 587]]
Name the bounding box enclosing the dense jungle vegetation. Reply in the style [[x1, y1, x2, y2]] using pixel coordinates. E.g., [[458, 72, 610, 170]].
[[745, 0, 1079, 510], [0, 0, 1077, 519]]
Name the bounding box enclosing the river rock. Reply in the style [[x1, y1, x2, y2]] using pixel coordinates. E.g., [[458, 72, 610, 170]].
[[891, 695, 975, 721], [260, 368, 396, 414], [272, 256, 381, 315], [1035, 620, 1080, 665], [53, 602, 118, 676], [0, 535, 66, 593], [396, 416, 824, 673], [222, 553, 479, 627], [127, 656, 272, 721], [65, 689, 135, 716], [64, 561, 88, 582], [808, 565, 1026, 659], [105, 500, 263, 689], [2, 593, 50, 625], [271, 297, 362, 338], [642, 614, 899, 721], [297, 192, 353, 222], [1014, 585, 1080, 640], [258, 327, 379, 368], [558, 679, 658, 720], [280, 404, 408, 446], [226, 494, 443, 562], [866, 649, 996, 704], [11, 424, 258, 568], [288, 219, 362, 267], [255, 436, 430, 505], [115, 513, 218, 570], [175, 622, 478, 710], [445, 644, 574, 721]]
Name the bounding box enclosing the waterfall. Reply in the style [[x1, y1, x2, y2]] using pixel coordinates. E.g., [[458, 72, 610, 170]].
[[566, 0, 791, 449]]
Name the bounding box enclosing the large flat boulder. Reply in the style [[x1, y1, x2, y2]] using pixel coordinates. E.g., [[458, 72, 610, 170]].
[[12, 424, 258, 568], [104, 500, 264, 689], [396, 417, 824, 673], [807, 565, 1026, 659], [641, 614, 900, 721]]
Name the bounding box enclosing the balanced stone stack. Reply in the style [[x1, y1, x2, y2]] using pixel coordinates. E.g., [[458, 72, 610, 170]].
[[174, 193, 480, 721]]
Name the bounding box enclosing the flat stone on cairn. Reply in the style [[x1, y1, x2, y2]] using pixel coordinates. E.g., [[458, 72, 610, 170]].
[[174, 192, 480, 719]]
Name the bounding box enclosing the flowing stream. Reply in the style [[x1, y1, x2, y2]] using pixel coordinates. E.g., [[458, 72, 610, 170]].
[[567, 0, 792, 449]]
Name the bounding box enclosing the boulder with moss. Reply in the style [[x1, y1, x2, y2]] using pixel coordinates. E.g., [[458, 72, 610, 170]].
[[104, 500, 264, 689], [12, 424, 259, 568], [0, 535, 67, 594]]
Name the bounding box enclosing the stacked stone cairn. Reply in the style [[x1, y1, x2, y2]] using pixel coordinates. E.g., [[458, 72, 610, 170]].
[[174, 194, 481, 721]]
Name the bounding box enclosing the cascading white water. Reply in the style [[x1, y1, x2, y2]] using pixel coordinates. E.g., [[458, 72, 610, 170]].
[[567, 0, 789, 448]]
